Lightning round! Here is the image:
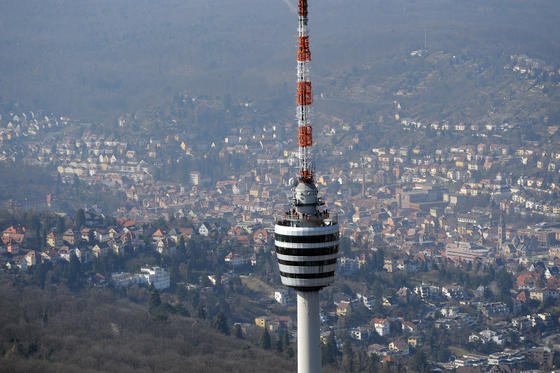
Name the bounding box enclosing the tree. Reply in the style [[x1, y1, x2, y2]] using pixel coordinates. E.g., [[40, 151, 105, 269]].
[[322, 332, 339, 366], [371, 248, 385, 270], [56, 216, 66, 235], [341, 341, 354, 372], [496, 268, 514, 297], [410, 350, 430, 373], [366, 353, 381, 372], [275, 335, 284, 353], [32, 259, 47, 289], [149, 286, 161, 310], [436, 347, 452, 363], [283, 328, 290, 349], [177, 236, 186, 253], [88, 229, 96, 243], [354, 350, 371, 373], [339, 236, 352, 256], [197, 305, 206, 320], [67, 252, 82, 290], [29, 213, 42, 245], [75, 209, 86, 229], [234, 324, 243, 339], [260, 328, 271, 350], [286, 346, 295, 359], [213, 312, 230, 335]]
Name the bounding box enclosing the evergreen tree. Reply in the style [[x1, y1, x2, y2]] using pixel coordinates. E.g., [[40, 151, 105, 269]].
[[354, 350, 370, 372], [322, 332, 339, 366], [341, 341, 354, 372], [234, 324, 243, 339], [260, 328, 271, 350], [88, 229, 96, 243], [213, 312, 230, 335], [283, 328, 290, 348], [75, 209, 86, 229], [149, 286, 161, 310], [197, 305, 206, 320], [275, 334, 284, 353], [67, 252, 82, 289], [33, 258, 47, 289], [496, 267, 514, 297], [31, 214, 41, 240], [286, 346, 295, 359], [410, 350, 430, 373], [56, 216, 66, 235], [177, 236, 186, 253], [366, 353, 381, 372]]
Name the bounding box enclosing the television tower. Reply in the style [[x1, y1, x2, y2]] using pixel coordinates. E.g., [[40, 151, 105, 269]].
[[274, 1, 339, 372]]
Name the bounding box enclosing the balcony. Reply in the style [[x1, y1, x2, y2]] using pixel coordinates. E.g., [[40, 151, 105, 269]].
[[275, 209, 338, 228]]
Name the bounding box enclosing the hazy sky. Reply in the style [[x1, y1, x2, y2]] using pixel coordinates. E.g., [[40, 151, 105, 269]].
[[1, 0, 558, 119]]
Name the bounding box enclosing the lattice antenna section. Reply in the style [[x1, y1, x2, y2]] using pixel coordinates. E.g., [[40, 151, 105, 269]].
[[296, 0, 314, 182]]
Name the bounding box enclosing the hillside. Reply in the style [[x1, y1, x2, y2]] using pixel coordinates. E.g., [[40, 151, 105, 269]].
[[1, 0, 558, 122], [0, 275, 296, 372]]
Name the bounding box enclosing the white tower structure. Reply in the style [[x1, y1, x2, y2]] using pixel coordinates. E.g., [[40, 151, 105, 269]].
[[274, 1, 339, 372]]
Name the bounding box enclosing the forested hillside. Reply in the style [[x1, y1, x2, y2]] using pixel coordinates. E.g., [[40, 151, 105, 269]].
[[0, 276, 296, 372]]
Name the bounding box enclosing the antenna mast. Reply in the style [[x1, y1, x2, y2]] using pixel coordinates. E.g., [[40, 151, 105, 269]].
[[297, 0, 314, 182]]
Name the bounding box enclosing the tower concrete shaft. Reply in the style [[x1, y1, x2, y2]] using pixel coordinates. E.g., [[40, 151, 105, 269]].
[[297, 291, 321, 373]]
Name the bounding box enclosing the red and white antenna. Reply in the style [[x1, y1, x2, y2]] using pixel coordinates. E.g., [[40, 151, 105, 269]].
[[296, 0, 314, 183]]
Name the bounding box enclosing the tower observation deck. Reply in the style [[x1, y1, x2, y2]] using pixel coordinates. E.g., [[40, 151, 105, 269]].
[[275, 183, 339, 291], [273, 1, 339, 372]]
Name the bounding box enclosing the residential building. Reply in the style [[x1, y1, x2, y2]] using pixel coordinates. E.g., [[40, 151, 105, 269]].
[[140, 266, 170, 290], [372, 318, 391, 337]]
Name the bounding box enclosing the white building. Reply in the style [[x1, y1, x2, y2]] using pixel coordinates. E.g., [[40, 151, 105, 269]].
[[274, 289, 290, 304], [224, 252, 246, 267], [189, 171, 200, 186], [356, 292, 375, 310], [414, 284, 440, 299], [112, 272, 144, 287], [373, 318, 391, 336], [141, 266, 170, 290], [350, 326, 371, 341], [198, 223, 209, 237], [445, 241, 489, 262]]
